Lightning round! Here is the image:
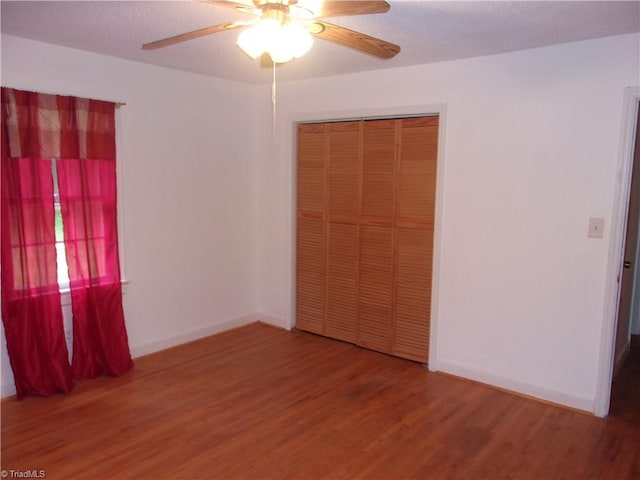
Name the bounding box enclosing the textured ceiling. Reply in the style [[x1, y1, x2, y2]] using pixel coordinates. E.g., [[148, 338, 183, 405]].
[[1, 1, 639, 85]]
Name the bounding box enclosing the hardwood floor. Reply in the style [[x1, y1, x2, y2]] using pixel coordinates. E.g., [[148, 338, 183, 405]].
[[1, 323, 638, 479]]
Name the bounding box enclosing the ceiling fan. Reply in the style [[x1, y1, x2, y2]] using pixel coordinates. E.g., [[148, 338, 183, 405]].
[[142, 0, 400, 64]]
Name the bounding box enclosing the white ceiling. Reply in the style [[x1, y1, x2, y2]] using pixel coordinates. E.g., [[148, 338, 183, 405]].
[[1, 1, 639, 85]]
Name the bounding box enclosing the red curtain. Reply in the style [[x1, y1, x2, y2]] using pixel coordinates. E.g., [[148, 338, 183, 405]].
[[1, 90, 73, 398], [57, 156, 132, 378], [55, 95, 132, 378], [1, 87, 132, 396]]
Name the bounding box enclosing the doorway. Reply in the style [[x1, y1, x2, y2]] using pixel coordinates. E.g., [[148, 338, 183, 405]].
[[608, 94, 640, 418], [613, 101, 640, 375]]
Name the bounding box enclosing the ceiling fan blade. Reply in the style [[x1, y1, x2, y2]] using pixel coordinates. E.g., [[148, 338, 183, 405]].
[[201, 0, 261, 16], [311, 21, 400, 59], [142, 21, 247, 50], [313, 1, 390, 17]]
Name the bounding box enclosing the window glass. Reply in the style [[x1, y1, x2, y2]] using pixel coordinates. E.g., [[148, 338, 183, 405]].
[[52, 160, 70, 287]]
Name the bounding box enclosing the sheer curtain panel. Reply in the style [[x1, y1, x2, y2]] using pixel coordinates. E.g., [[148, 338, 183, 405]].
[[57, 157, 132, 377], [56, 96, 132, 378], [1, 89, 73, 397]]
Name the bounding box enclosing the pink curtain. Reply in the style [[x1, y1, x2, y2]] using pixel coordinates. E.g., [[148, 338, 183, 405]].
[[1, 87, 132, 396], [1, 89, 73, 398], [55, 96, 132, 378], [57, 155, 132, 378]]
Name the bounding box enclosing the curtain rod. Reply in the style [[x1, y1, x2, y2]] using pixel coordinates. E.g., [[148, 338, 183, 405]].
[[2, 86, 126, 107]]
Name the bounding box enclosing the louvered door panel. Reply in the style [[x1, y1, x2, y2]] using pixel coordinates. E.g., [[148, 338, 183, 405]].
[[359, 225, 393, 354], [393, 116, 438, 362], [394, 228, 432, 362], [296, 217, 326, 334], [324, 122, 361, 340], [296, 123, 328, 335], [326, 223, 358, 342], [362, 120, 396, 224]]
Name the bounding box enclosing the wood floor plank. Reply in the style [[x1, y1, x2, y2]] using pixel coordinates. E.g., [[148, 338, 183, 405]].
[[1, 322, 638, 479]]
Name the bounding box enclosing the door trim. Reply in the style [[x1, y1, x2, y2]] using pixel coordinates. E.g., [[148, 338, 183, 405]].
[[594, 86, 640, 417]]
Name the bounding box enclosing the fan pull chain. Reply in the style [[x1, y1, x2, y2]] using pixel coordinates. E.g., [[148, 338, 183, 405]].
[[272, 61, 277, 140]]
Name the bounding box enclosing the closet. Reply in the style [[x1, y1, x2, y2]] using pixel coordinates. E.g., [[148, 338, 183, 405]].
[[296, 116, 438, 363]]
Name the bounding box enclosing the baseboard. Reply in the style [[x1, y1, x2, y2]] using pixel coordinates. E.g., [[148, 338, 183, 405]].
[[1, 379, 16, 399], [129, 312, 262, 358], [257, 313, 290, 330], [432, 358, 594, 413]]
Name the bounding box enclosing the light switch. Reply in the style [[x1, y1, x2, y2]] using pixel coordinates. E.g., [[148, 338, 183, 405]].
[[588, 217, 605, 238]]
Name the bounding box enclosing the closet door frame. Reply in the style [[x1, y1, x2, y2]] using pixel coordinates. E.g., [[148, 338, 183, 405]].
[[290, 104, 447, 368]]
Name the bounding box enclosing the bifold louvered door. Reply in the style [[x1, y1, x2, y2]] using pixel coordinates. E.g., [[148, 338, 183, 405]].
[[296, 116, 438, 363]]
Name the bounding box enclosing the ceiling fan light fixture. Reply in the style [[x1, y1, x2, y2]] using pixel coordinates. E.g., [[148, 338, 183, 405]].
[[237, 18, 278, 59], [237, 16, 314, 64], [271, 22, 314, 62]]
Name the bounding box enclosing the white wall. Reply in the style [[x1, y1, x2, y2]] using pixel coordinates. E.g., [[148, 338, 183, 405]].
[[1, 35, 262, 396], [256, 33, 640, 412]]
